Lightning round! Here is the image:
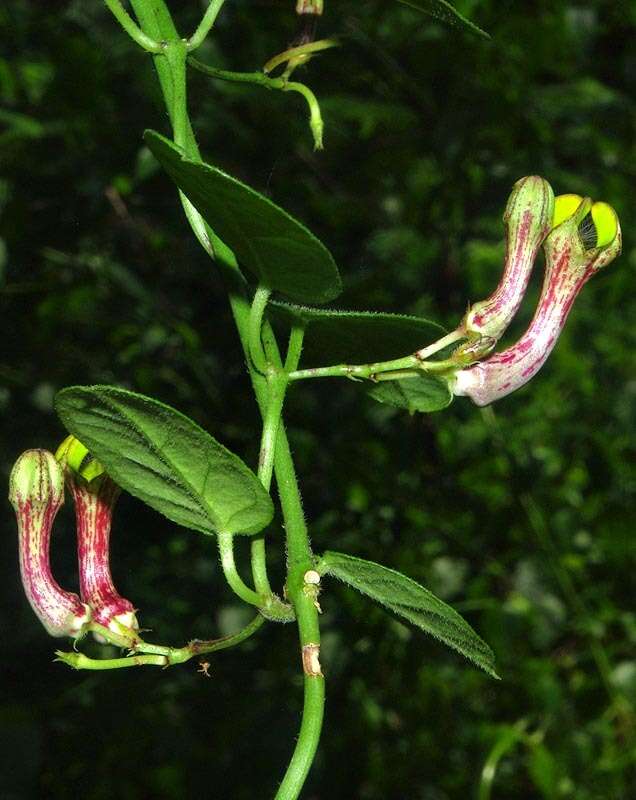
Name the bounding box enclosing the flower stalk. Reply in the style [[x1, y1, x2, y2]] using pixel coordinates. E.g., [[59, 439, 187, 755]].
[[9, 449, 91, 638]]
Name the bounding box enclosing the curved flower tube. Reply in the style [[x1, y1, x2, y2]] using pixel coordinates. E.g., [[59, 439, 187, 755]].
[[461, 175, 555, 341], [454, 195, 621, 406], [9, 449, 91, 638], [57, 436, 139, 636]]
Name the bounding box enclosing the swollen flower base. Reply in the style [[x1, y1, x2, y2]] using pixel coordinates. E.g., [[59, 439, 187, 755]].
[[454, 194, 621, 406], [9, 450, 91, 638]]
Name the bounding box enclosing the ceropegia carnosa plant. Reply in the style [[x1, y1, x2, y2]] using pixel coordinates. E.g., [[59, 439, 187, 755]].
[[14, 3, 623, 799]]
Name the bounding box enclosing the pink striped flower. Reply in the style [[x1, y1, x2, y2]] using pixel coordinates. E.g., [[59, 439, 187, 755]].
[[58, 436, 139, 637], [461, 175, 555, 342], [9, 449, 91, 638], [454, 195, 621, 406]]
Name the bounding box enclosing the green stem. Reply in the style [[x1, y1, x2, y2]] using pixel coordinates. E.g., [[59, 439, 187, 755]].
[[62, 615, 265, 670], [127, 5, 324, 793], [188, 58, 324, 149], [249, 286, 272, 374], [187, 0, 227, 52], [217, 532, 263, 606], [288, 354, 417, 381], [104, 0, 163, 52], [250, 326, 304, 597], [188, 60, 284, 87], [262, 39, 339, 74], [163, 39, 189, 147], [415, 328, 464, 359], [260, 335, 325, 800], [56, 650, 168, 670]]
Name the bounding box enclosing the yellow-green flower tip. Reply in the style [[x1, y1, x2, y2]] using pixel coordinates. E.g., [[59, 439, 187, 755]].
[[55, 435, 105, 482], [591, 201, 619, 248], [552, 194, 585, 228]]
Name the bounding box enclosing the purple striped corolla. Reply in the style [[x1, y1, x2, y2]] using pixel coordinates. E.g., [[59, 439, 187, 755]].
[[461, 175, 555, 342], [453, 195, 621, 406], [9, 449, 91, 638], [57, 436, 139, 637]]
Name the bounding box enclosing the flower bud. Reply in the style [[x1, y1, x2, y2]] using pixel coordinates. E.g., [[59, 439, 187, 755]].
[[58, 436, 139, 637], [9, 449, 91, 638], [454, 194, 621, 406], [462, 176, 555, 341]]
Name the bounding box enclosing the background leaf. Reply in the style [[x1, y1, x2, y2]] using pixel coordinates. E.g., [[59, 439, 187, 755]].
[[367, 373, 453, 413], [55, 385, 273, 536], [144, 130, 342, 304], [319, 550, 498, 677], [270, 301, 445, 364], [396, 0, 490, 39]]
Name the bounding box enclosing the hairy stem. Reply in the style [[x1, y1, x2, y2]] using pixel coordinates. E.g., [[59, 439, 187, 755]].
[[127, 4, 324, 793]]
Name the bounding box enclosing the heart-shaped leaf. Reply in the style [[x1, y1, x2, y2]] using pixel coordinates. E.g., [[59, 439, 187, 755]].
[[270, 301, 445, 364], [396, 0, 490, 39], [55, 386, 273, 536], [319, 550, 498, 677], [144, 130, 342, 304]]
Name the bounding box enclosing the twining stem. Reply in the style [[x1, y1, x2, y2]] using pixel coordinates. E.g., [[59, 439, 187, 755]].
[[251, 323, 305, 598], [104, 0, 163, 53], [218, 533, 263, 606], [260, 334, 325, 800], [127, 4, 324, 795], [187, 0, 227, 52]]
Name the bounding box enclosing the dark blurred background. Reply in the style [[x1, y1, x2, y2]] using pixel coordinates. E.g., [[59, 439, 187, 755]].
[[1, 1, 636, 798]]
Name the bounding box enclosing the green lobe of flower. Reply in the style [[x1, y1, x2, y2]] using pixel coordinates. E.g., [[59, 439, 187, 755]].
[[56, 435, 105, 482]]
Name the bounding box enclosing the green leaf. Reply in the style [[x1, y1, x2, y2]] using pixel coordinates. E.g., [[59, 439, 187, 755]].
[[368, 373, 453, 413], [396, 0, 490, 39], [318, 550, 498, 677], [144, 130, 342, 304], [270, 301, 445, 364], [55, 386, 273, 536]]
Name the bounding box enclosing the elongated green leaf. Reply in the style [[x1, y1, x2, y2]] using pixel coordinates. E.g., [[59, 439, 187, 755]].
[[368, 373, 452, 413], [270, 301, 445, 364], [319, 550, 498, 677], [55, 386, 273, 536], [144, 130, 342, 304], [396, 0, 490, 39]]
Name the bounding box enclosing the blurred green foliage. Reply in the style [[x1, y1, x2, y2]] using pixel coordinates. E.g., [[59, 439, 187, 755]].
[[1, 1, 636, 798]]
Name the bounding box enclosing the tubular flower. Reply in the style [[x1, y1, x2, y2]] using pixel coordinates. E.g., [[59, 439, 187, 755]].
[[453, 195, 621, 406], [461, 176, 555, 342], [9, 449, 91, 638], [57, 436, 139, 636]]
